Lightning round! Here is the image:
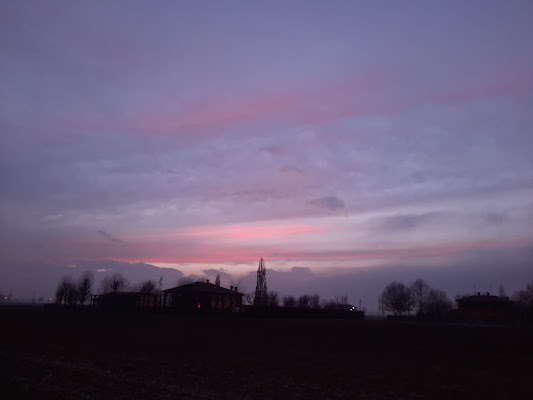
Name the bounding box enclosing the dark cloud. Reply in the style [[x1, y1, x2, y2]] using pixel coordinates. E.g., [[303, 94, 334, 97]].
[[376, 212, 442, 231], [290, 266, 313, 277], [258, 146, 285, 156], [309, 196, 345, 211], [484, 212, 508, 225], [280, 166, 305, 174], [96, 230, 122, 243], [0, 260, 184, 300]]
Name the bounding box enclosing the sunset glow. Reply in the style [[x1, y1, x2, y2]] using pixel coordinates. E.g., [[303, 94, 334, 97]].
[[1, 1, 532, 303]]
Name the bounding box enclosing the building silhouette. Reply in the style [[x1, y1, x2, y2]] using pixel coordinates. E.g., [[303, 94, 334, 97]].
[[162, 281, 243, 312]]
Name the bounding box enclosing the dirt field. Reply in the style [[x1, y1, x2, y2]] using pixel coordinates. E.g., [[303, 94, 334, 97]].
[[1, 306, 532, 399]]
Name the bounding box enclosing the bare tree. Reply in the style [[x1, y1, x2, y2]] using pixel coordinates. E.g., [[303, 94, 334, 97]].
[[410, 278, 430, 315], [244, 292, 255, 306], [55, 282, 65, 304], [379, 281, 414, 316], [298, 294, 311, 309], [282, 295, 296, 308], [100, 276, 111, 294], [425, 289, 452, 319], [267, 291, 279, 307], [136, 280, 159, 295], [324, 295, 350, 310], [230, 277, 247, 294], [56, 275, 77, 305], [335, 295, 349, 309], [77, 271, 94, 305], [215, 274, 221, 287], [512, 281, 533, 307], [310, 293, 321, 309], [100, 273, 129, 294], [498, 284, 507, 297]]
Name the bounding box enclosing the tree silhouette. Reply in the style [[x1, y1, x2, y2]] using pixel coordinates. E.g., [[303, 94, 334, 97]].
[[100, 273, 129, 294], [215, 274, 221, 287], [310, 293, 321, 309], [298, 294, 311, 309], [267, 291, 279, 307], [282, 295, 296, 308], [77, 271, 94, 305], [410, 278, 430, 315], [511, 281, 533, 307], [323, 295, 350, 310], [379, 281, 414, 316], [254, 258, 268, 307], [56, 275, 77, 305], [137, 279, 159, 295], [244, 292, 255, 306], [335, 295, 349, 309], [425, 289, 452, 319]]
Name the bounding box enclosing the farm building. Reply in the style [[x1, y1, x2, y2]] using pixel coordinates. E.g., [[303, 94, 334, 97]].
[[455, 293, 513, 323], [92, 292, 158, 311], [162, 281, 243, 312]]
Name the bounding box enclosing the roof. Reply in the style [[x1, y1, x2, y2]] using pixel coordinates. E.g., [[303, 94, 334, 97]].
[[456, 294, 513, 304], [163, 281, 243, 296]]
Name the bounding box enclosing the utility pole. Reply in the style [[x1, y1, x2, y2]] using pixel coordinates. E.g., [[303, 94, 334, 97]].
[[254, 258, 267, 307]]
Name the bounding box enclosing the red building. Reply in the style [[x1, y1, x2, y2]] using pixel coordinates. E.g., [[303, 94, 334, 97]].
[[162, 281, 243, 312], [455, 293, 513, 323]]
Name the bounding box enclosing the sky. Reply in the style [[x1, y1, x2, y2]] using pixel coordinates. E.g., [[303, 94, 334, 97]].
[[1, 1, 532, 306]]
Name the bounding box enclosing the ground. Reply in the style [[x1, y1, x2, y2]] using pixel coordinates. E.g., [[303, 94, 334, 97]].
[[1, 306, 532, 399]]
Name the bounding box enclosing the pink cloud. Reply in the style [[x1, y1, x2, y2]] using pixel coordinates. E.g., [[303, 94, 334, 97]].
[[43, 233, 532, 266], [183, 223, 328, 241], [40, 65, 532, 140], [77, 75, 386, 136]]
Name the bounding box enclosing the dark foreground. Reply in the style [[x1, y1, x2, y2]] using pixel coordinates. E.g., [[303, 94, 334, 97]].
[[1, 306, 532, 400]]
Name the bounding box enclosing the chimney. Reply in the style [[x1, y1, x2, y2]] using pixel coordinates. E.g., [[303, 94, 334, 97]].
[[477, 292, 481, 296], [206, 279, 209, 283], [234, 286, 238, 292], [230, 286, 233, 291]]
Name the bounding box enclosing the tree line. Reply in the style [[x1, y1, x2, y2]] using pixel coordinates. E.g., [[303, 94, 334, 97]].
[[54, 272, 161, 306], [379, 278, 533, 318], [246, 290, 352, 310], [53, 270, 533, 318], [379, 279, 453, 318]]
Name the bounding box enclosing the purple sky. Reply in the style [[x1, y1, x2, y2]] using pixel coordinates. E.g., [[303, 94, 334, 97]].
[[1, 1, 532, 307]]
